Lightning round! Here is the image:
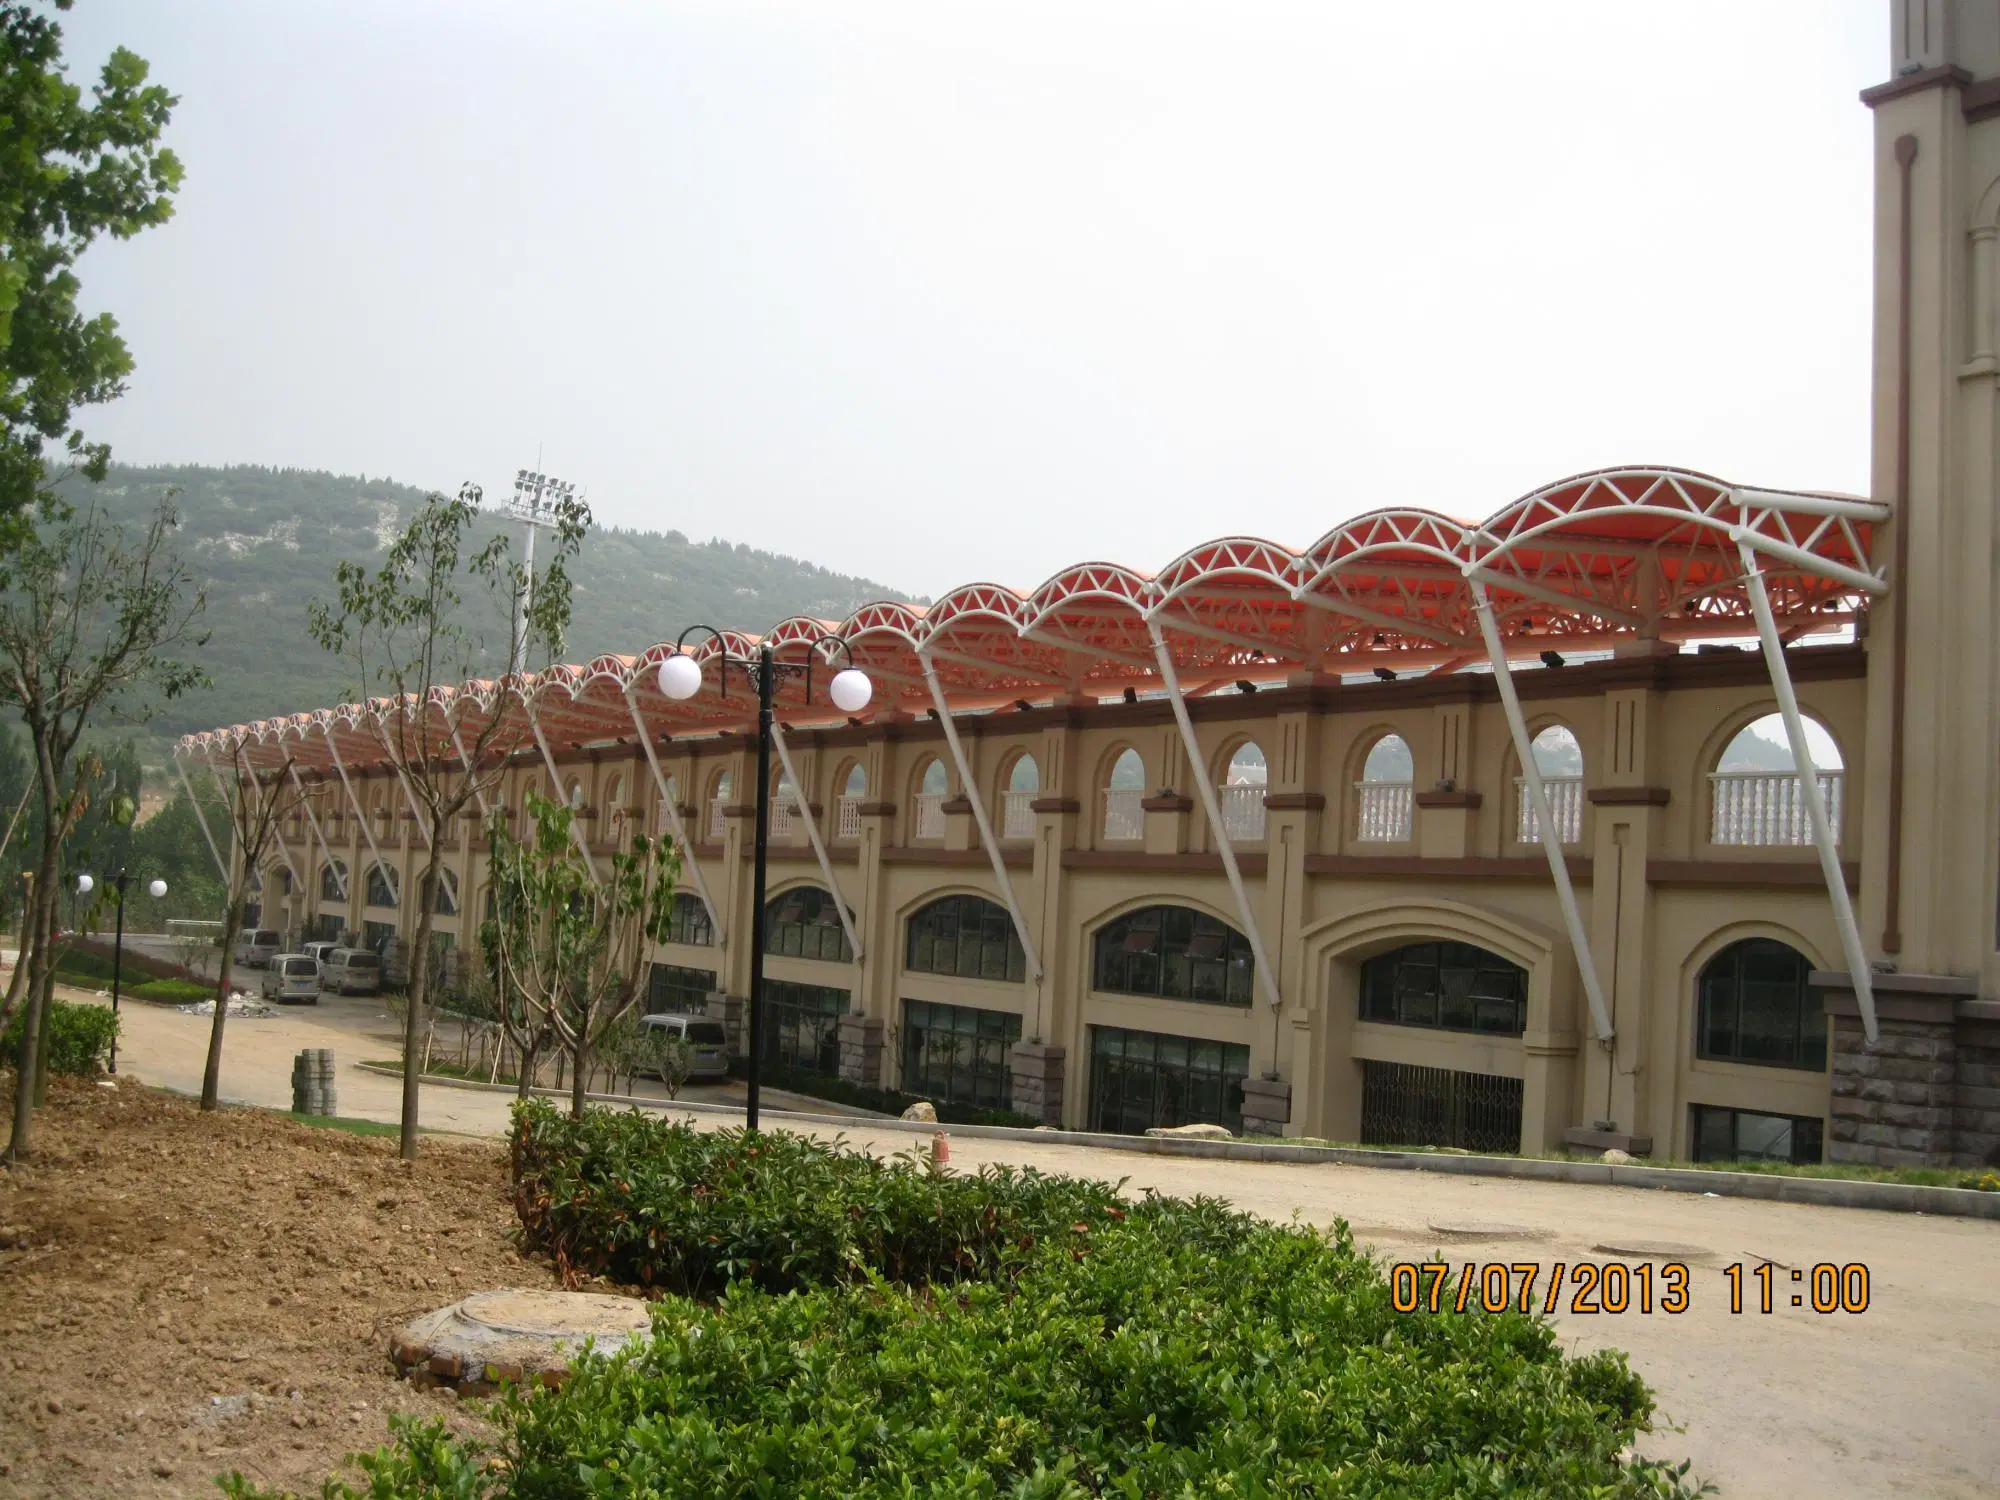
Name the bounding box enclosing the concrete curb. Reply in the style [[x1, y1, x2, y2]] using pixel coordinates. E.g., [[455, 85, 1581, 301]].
[[356, 1063, 2000, 1222]]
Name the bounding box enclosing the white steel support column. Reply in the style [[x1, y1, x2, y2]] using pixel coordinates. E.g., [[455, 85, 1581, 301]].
[[622, 683, 725, 944], [172, 751, 230, 883], [289, 762, 347, 899], [217, 754, 303, 892], [325, 726, 392, 898], [1146, 624, 1280, 1009], [1466, 577, 1615, 1040], [1734, 536, 1880, 1042], [919, 656, 1044, 982], [769, 720, 864, 963], [376, 719, 431, 848], [524, 697, 601, 880]]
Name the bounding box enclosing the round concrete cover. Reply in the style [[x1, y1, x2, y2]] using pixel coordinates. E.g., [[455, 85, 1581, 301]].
[[391, 1289, 653, 1392]]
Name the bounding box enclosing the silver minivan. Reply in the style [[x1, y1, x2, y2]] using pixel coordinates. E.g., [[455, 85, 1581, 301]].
[[638, 1012, 731, 1080], [321, 947, 383, 996], [233, 928, 282, 969], [260, 953, 322, 1004]]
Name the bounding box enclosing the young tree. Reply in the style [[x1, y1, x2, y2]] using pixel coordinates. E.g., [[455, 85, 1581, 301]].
[[482, 789, 676, 1118], [309, 482, 586, 1159], [1, 1, 183, 543], [0, 497, 205, 1162]]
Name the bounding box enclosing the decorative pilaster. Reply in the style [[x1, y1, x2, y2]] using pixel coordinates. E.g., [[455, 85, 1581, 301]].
[[1238, 1075, 1291, 1136], [837, 1014, 884, 1089]]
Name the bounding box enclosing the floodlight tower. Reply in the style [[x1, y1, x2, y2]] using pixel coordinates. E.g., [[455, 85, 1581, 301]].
[[504, 468, 578, 675]]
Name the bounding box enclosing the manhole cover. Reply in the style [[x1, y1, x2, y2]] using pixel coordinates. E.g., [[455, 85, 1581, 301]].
[[1425, 1221, 1548, 1242], [1589, 1241, 1713, 1262], [391, 1289, 652, 1394]]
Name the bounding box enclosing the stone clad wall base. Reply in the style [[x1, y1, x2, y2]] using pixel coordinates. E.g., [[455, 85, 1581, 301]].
[[1951, 1016, 2000, 1169], [1238, 1076, 1292, 1137], [838, 1014, 884, 1089], [704, 991, 743, 1056], [1010, 1042, 1065, 1126], [1814, 972, 1973, 1169]]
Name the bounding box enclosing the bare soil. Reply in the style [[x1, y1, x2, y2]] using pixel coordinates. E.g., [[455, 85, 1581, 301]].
[[0, 1076, 574, 1499]]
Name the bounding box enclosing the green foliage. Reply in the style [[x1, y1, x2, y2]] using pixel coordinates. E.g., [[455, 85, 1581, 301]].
[[0, 2, 183, 535], [3, 995, 113, 1074], [510, 1097, 1123, 1295], [128, 976, 211, 1004], [754, 1056, 1040, 1128]]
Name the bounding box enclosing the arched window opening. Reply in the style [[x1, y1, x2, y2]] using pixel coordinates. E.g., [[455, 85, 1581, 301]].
[[1000, 753, 1039, 839], [1219, 741, 1267, 844], [1516, 725, 1584, 845], [763, 885, 853, 962], [666, 891, 714, 947], [319, 859, 348, 903], [1696, 938, 1826, 1072], [707, 769, 732, 840], [1093, 904, 1253, 1006], [1355, 734, 1413, 842], [1710, 713, 1844, 847], [565, 777, 585, 811], [364, 862, 399, 910], [1360, 942, 1526, 1036], [604, 773, 626, 835], [1103, 748, 1145, 841], [835, 762, 866, 840], [906, 894, 1026, 983], [913, 758, 948, 840]]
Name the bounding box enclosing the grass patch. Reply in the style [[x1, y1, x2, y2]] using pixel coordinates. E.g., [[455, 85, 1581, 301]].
[[283, 1111, 401, 1138]]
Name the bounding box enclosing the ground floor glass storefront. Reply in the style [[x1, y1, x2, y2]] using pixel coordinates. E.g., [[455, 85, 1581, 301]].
[[1690, 1103, 1824, 1165], [648, 963, 717, 1016], [1088, 1025, 1248, 1135], [1359, 1060, 1524, 1153], [757, 980, 849, 1075], [901, 1000, 1020, 1111]]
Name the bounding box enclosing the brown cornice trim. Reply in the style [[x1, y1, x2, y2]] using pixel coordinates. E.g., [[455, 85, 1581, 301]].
[[1061, 849, 1269, 876], [1029, 796, 1080, 814], [855, 800, 898, 817], [1139, 793, 1193, 812], [940, 796, 973, 815], [1859, 64, 1970, 108], [720, 803, 758, 820], [1963, 75, 2000, 122], [1262, 791, 1325, 811], [1413, 790, 1482, 809], [1648, 858, 1858, 891], [742, 843, 859, 865], [1588, 786, 1670, 807], [1306, 854, 1590, 880], [688, 842, 724, 861], [882, 845, 1032, 869]]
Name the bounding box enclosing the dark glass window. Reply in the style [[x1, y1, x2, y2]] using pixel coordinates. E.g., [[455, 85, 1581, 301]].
[[308, 913, 343, 943], [648, 962, 718, 1016], [1088, 1026, 1248, 1135], [1359, 942, 1526, 1036], [1690, 1104, 1824, 1165], [666, 892, 715, 947], [1696, 939, 1826, 1071], [902, 1000, 1021, 1111], [320, 862, 346, 902], [362, 919, 396, 955], [758, 979, 849, 1075], [365, 863, 398, 909], [763, 886, 854, 962], [906, 895, 1026, 983], [1092, 905, 1253, 1006]]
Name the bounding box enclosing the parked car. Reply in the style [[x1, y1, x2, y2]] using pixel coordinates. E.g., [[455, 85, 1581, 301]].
[[638, 1012, 731, 1081], [301, 940, 341, 981], [233, 928, 282, 969], [260, 953, 323, 1005], [321, 947, 383, 996]]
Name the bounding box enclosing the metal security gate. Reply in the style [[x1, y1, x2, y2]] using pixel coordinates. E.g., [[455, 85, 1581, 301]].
[[1359, 1061, 1523, 1153]]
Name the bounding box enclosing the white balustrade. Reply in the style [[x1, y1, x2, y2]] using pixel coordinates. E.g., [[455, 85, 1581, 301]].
[[769, 793, 795, 840], [1515, 775, 1584, 845], [1217, 783, 1267, 843], [836, 795, 863, 841], [1001, 788, 1036, 840], [1103, 788, 1145, 842], [913, 791, 947, 840], [1354, 781, 1413, 843], [1709, 771, 1843, 847], [707, 797, 727, 841]]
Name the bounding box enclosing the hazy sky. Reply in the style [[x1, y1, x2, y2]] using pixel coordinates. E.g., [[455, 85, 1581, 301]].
[[64, 1, 1883, 599]]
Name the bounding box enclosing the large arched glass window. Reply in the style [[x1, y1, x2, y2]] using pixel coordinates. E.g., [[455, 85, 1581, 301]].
[[319, 858, 348, 902], [1360, 942, 1526, 1036], [1093, 904, 1253, 1006], [913, 758, 948, 840], [1103, 748, 1145, 841], [906, 894, 1026, 983], [1219, 740, 1267, 844], [1710, 713, 1844, 846], [666, 891, 714, 947], [763, 885, 853, 962], [1000, 753, 1038, 840], [1516, 724, 1584, 845], [364, 862, 399, 910], [1355, 734, 1413, 842], [1696, 938, 1825, 1070]]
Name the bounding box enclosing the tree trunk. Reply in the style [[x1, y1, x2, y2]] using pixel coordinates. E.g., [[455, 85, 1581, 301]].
[[400, 839, 444, 1161], [6, 729, 67, 1164], [201, 895, 245, 1111], [569, 1029, 588, 1118]]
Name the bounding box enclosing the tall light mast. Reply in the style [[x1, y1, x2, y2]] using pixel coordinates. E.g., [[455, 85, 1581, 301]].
[[504, 467, 577, 675]]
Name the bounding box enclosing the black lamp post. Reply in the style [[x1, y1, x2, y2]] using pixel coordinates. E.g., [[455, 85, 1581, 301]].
[[78, 869, 168, 1074], [656, 626, 872, 1130]]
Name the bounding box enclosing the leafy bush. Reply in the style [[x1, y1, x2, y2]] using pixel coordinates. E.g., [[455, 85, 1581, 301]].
[[129, 977, 216, 1004], [2, 999, 118, 1076], [511, 1098, 1122, 1294]]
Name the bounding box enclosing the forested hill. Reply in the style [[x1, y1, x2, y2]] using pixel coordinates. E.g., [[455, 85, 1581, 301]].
[[60, 464, 916, 740]]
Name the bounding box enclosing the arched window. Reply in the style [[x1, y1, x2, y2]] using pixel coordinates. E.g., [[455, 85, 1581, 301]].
[[763, 885, 853, 962], [913, 757, 948, 840], [1219, 741, 1267, 844], [1360, 942, 1526, 1036], [835, 762, 866, 841], [1355, 733, 1414, 842], [1103, 748, 1145, 841], [1696, 938, 1826, 1071], [707, 769, 732, 840], [1516, 724, 1584, 845], [427, 867, 459, 916], [1000, 753, 1038, 839], [1710, 713, 1844, 846], [906, 894, 1026, 982], [666, 891, 714, 947], [319, 859, 347, 902], [1093, 904, 1253, 1006], [364, 862, 399, 909], [565, 777, 585, 810], [604, 773, 626, 833]]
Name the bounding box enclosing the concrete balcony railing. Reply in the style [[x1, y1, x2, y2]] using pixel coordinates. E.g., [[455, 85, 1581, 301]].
[[1102, 788, 1144, 842], [835, 794, 863, 841], [707, 797, 728, 841], [1001, 788, 1035, 840], [1354, 781, 1413, 843], [1709, 770, 1843, 847], [1515, 775, 1584, 845], [913, 792, 946, 840], [1217, 783, 1266, 843]]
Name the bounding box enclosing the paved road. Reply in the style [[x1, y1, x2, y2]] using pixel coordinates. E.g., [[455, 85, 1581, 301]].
[[72, 984, 2000, 1500]]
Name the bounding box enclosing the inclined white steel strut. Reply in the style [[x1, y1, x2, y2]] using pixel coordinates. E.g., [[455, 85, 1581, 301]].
[[769, 720, 864, 964], [622, 681, 725, 945]]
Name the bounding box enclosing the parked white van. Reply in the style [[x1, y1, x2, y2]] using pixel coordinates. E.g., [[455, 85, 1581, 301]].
[[638, 1012, 731, 1081], [233, 929, 282, 969], [260, 954, 322, 1004], [321, 948, 383, 996]]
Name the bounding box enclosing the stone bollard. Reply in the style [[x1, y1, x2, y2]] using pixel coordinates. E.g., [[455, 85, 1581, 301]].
[[291, 1047, 337, 1117]]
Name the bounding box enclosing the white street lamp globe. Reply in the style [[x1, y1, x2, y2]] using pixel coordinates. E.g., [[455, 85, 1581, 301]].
[[75, 873, 94, 896], [828, 667, 873, 714], [148, 878, 168, 899], [657, 653, 703, 701]]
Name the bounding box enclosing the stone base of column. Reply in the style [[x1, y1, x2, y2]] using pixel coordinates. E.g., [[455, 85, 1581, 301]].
[[1009, 1041, 1065, 1126], [838, 1014, 884, 1089], [1814, 971, 1972, 1168], [1239, 1076, 1292, 1137], [704, 990, 744, 1056]]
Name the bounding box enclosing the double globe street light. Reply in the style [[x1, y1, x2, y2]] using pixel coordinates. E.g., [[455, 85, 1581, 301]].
[[75, 870, 169, 1074], [656, 627, 871, 1129]]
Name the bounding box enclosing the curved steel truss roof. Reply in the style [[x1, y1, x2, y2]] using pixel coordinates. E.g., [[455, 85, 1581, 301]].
[[181, 466, 1888, 773]]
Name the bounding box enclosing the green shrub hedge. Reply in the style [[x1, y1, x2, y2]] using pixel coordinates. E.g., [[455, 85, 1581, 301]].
[[128, 977, 216, 1004], [2, 999, 117, 1076]]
